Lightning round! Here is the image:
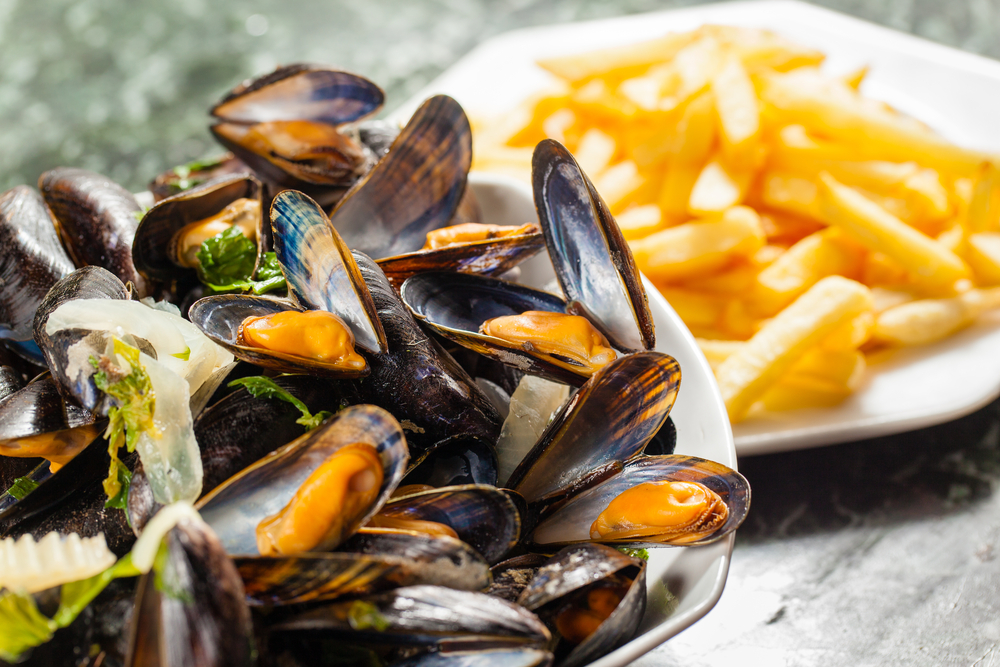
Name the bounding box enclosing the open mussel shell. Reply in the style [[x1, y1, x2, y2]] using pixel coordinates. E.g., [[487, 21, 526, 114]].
[[39, 167, 150, 297], [0, 185, 75, 342], [31, 266, 131, 412], [148, 152, 251, 202], [487, 553, 548, 603], [238, 529, 489, 606], [507, 352, 680, 506], [212, 64, 384, 126], [401, 434, 499, 487], [269, 585, 551, 649], [518, 544, 646, 667], [0, 375, 101, 470], [375, 484, 521, 564], [393, 648, 554, 667], [401, 271, 595, 386], [187, 294, 370, 377], [197, 405, 408, 556], [377, 229, 547, 291], [270, 189, 386, 353], [532, 139, 654, 352], [528, 455, 751, 549], [329, 94, 472, 259], [125, 517, 255, 667], [132, 173, 262, 282]]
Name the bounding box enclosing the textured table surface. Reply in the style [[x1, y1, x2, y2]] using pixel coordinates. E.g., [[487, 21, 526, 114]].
[[2, 1, 999, 665]]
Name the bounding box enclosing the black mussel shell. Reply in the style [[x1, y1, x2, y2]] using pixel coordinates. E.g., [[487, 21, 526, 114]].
[[0, 186, 75, 342], [212, 65, 384, 126], [392, 648, 554, 667], [507, 352, 680, 508], [401, 271, 594, 386], [132, 173, 262, 282], [350, 253, 503, 462], [270, 189, 386, 353], [375, 484, 520, 564], [401, 435, 499, 487], [487, 553, 548, 603], [532, 139, 654, 352], [328, 95, 471, 259], [39, 168, 150, 297], [124, 518, 255, 667], [187, 294, 370, 377]]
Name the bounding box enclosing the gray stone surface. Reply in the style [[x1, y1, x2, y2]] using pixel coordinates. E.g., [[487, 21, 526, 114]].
[[2, 1, 999, 665]]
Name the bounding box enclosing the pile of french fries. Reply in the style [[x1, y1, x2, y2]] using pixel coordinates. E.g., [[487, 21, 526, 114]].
[[472, 25, 1000, 422]]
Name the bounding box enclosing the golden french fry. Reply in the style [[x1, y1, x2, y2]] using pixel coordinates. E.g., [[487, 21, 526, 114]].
[[966, 232, 1000, 285], [870, 286, 918, 314], [630, 206, 764, 283], [818, 173, 970, 286], [792, 348, 867, 387], [536, 31, 698, 85], [593, 160, 644, 213], [841, 65, 869, 90], [715, 275, 873, 422], [760, 376, 853, 411], [760, 348, 866, 411], [711, 54, 760, 171], [681, 262, 759, 295], [658, 287, 728, 329], [820, 311, 874, 350], [659, 92, 716, 221], [757, 210, 826, 245], [720, 299, 761, 340], [873, 290, 983, 346], [614, 204, 662, 240], [761, 172, 823, 220], [963, 162, 1000, 234], [753, 229, 865, 315], [760, 69, 991, 173]]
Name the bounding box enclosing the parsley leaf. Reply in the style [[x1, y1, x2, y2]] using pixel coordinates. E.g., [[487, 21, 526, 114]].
[[89, 338, 157, 505], [617, 546, 650, 561], [169, 155, 227, 193], [196, 228, 285, 295], [227, 376, 332, 431], [6, 477, 39, 501]]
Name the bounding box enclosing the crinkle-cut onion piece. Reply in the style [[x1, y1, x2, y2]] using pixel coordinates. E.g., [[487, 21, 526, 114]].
[[0, 532, 116, 594]]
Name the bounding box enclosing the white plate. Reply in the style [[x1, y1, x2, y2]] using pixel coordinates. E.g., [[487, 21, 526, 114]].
[[396, 0, 1000, 458], [458, 172, 736, 667]]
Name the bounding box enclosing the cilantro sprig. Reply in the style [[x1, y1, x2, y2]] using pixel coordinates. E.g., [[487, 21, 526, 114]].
[[227, 376, 332, 431], [196, 226, 286, 295], [89, 338, 157, 507]]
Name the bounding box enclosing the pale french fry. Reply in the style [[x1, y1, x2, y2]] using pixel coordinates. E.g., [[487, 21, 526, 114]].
[[688, 157, 747, 215], [573, 128, 618, 178], [614, 204, 662, 241], [870, 286, 918, 314], [761, 172, 822, 220], [757, 210, 826, 245], [681, 262, 760, 295], [760, 69, 991, 173], [696, 338, 745, 372], [760, 376, 852, 411], [761, 348, 866, 411], [873, 290, 983, 345], [818, 173, 971, 286], [753, 229, 865, 315], [698, 25, 825, 72], [711, 53, 760, 171], [715, 275, 873, 422], [790, 348, 867, 388], [936, 224, 965, 255], [471, 145, 535, 183], [654, 36, 726, 113], [841, 65, 869, 90], [474, 85, 571, 148], [720, 299, 761, 339], [630, 206, 765, 282], [659, 92, 716, 221], [963, 162, 1000, 234], [536, 31, 698, 85], [964, 232, 1000, 286], [593, 160, 644, 213]]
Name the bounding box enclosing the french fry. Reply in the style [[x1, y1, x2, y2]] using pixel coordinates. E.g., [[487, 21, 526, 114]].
[[630, 206, 764, 283], [761, 172, 823, 220], [536, 31, 698, 85], [715, 275, 873, 422], [699, 25, 825, 72], [697, 338, 745, 372], [614, 204, 662, 240], [572, 128, 618, 177], [873, 290, 983, 345], [761, 347, 867, 411], [593, 160, 644, 213], [966, 232, 1000, 285], [757, 210, 825, 245], [963, 162, 1000, 234], [688, 157, 747, 215], [760, 69, 990, 173], [820, 311, 874, 350], [658, 287, 729, 329], [870, 286, 918, 314], [841, 65, 869, 90], [760, 375, 852, 411], [711, 53, 761, 171], [753, 228, 865, 315], [681, 261, 760, 295], [659, 92, 716, 221], [818, 173, 970, 286]]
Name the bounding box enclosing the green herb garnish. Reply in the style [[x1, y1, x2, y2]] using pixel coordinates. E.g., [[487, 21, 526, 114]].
[[617, 547, 650, 561], [227, 376, 332, 430], [89, 338, 157, 505], [6, 477, 40, 501], [346, 600, 391, 632], [0, 554, 140, 662], [171, 346, 191, 361], [170, 155, 227, 192], [196, 227, 285, 295]]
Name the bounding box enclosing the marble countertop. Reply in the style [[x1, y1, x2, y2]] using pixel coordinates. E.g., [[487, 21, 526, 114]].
[[2, 0, 999, 665]]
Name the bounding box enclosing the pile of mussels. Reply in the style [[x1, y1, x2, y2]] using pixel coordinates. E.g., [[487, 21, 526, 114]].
[[0, 66, 751, 667]]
